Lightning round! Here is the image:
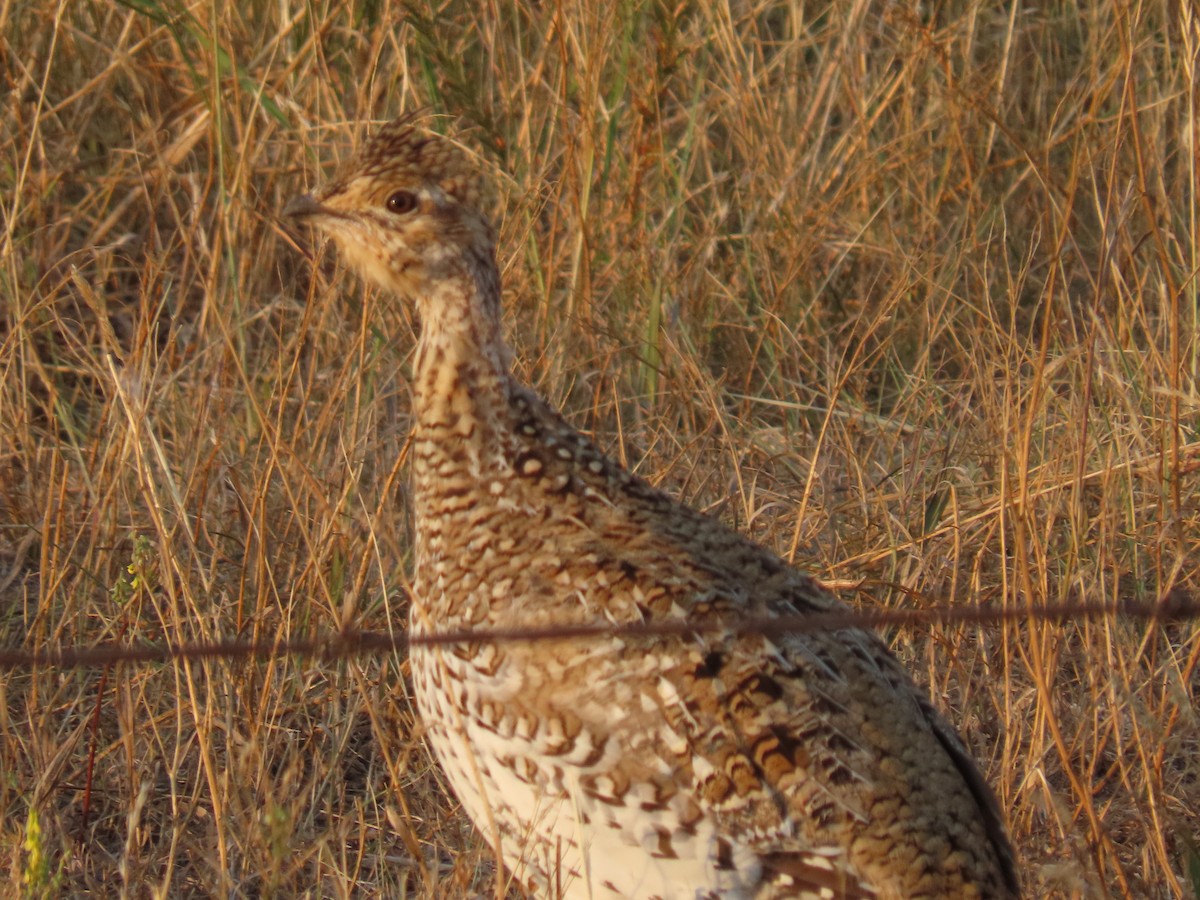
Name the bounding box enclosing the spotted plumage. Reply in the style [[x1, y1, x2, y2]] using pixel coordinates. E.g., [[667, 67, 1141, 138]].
[[284, 114, 1020, 899]]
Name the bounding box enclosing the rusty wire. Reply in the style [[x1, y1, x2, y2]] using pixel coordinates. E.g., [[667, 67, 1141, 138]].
[[1, 594, 1195, 671]]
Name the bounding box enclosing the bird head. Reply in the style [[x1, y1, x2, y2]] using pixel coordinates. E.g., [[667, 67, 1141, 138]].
[[284, 115, 496, 302]]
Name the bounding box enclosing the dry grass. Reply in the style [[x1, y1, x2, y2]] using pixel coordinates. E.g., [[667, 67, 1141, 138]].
[[2, 0, 1198, 896]]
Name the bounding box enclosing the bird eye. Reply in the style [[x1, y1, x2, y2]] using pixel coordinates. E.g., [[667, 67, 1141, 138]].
[[386, 191, 418, 214]]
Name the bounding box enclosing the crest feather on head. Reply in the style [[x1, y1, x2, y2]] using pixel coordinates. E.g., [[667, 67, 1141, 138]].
[[331, 112, 486, 211]]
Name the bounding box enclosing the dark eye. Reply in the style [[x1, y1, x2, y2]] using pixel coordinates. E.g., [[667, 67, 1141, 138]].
[[385, 191, 418, 215]]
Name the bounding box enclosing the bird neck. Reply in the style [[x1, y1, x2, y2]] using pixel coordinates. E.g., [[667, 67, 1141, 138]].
[[410, 259, 516, 458]]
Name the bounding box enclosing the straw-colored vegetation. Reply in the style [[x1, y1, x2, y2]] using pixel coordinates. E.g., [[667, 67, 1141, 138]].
[[1, 1, 1197, 896]]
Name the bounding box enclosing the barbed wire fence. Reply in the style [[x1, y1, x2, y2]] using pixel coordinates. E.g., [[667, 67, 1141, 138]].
[[2, 593, 1196, 672]]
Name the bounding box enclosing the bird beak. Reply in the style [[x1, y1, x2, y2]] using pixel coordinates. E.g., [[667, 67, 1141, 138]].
[[282, 193, 327, 220]]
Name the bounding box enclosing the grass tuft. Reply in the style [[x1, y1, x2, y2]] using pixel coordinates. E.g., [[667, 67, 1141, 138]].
[[1, 1, 1197, 896]]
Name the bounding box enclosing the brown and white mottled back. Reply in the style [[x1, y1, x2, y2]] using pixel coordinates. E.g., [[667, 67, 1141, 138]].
[[285, 115, 1020, 899]]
